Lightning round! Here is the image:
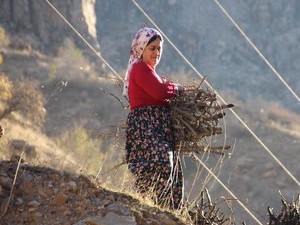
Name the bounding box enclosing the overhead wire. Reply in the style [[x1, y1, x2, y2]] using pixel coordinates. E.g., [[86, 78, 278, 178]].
[[43, 1, 300, 222], [43, 0, 123, 82], [129, 2, 277, 224], [214, 0, 300, 103], [42, 1, 262, 223], [192, 153, 265, 225], [129, 1, 276, 225], [131, 0, 300, 187]]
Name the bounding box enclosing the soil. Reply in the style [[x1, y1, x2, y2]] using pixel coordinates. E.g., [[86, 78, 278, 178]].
[[0, 159, 187, 225]]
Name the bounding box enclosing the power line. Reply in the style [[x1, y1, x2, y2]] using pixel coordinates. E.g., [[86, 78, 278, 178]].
[[43, 1, 262, 223], [43, 0, 122, 82], [131, 0, 300, 186], [214, 0, 300, 103], [45, 0, 299, 189], [129, 1, 288, 224], [43, 0, 299, 222], [193, 153, 265, 225]]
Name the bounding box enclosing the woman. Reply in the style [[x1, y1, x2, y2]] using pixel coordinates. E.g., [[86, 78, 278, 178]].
[[123, 26, 184, 210]]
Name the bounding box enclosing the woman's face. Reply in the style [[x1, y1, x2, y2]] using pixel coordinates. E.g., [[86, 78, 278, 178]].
[[142, 37, 162, 68]]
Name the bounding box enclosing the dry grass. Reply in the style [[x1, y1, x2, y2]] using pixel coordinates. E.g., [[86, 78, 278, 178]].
[[1, 41, 299, 224], [0, 118, 76, 168]]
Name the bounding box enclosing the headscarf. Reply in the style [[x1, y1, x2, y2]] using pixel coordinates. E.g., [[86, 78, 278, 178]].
[[123, 26, 163, 97]]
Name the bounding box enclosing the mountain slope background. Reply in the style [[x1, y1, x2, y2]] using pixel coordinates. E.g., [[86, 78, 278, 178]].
[[0, 0, 299, 224]]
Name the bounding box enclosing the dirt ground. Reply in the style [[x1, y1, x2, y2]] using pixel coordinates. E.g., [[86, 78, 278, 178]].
[[0, 159, 188, 225]]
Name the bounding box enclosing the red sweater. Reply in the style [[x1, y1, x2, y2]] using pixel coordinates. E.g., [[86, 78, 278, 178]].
[[128, 62, 178, 110]]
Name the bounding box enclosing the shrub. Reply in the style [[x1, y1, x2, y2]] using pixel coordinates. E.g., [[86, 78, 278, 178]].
[[48, 38, 98, 83], [56, 38, 90, 78], [0, 75, 46, 126], [0, 73, 13, 103], [0, 26, 10, 47], [55, 127, 106, 174]]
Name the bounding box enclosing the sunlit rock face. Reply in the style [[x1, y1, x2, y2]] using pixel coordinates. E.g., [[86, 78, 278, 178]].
[[0, 0, 99, 53]]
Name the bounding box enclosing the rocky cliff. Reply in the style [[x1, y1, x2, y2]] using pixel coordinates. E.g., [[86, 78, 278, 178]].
[[0, 0, 99, 53]]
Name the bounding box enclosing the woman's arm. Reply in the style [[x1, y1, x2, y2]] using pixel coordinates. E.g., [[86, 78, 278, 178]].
[[133, 62, 179, 100]]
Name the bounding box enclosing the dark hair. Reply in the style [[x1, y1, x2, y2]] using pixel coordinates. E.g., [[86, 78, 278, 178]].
[[147, 34, 162, 46]]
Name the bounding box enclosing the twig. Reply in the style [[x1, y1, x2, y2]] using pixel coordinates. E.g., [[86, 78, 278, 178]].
[[99, 87, 128, 109], [0, 151, 24, 219], [100, 159, 126, 176]]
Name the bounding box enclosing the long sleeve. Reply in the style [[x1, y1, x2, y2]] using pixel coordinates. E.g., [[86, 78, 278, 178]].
[[133, 62, 178, 100], [129, 62, 178, 109]]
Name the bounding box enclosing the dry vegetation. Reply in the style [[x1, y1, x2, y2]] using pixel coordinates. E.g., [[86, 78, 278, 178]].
[[268, 194, 300, 225], [0, 74, 46, 126], [0, 26, 300, 224]]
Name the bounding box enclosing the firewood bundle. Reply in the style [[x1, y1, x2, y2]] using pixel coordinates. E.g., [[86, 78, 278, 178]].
[[170, 79, 234, 155], [188, 189, 231, 224], [268, 194, 300, 225]]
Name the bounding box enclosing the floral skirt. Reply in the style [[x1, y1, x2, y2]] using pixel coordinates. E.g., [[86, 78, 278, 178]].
[[125, 105, 183, 209]]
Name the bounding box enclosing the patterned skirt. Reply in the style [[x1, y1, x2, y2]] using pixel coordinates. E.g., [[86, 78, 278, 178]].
[[125, 105, 183, 209]]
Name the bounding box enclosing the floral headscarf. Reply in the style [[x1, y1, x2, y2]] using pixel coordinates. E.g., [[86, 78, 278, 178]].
[[123, 26, 163, 97]]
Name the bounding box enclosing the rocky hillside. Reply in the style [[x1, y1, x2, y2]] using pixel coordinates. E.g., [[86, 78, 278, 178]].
[[0, 1, 300, 224], [0, 160, 187, 225]]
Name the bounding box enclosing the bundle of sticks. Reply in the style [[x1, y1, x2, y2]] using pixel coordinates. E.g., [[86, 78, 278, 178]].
[[170, 78, 234, 155], [267, 194, 300, 225]]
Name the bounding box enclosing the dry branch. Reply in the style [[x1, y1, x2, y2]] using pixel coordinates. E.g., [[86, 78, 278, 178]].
[[188, 189, 231, 224], [268, 194, 300, 225], [0, 125, 3, 138], [170, 78, 234, 155]]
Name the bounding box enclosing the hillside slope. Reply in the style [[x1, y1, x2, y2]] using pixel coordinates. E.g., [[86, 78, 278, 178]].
[[1, 1, 300, 223], [0, 160, 186, 225]]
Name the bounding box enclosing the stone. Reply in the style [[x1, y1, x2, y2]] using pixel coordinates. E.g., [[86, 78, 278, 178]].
[[146, 218, 161, 225], [107, 202, 132, 216], [67, 180, 78, 193], [28, 200, 41, 207], [51, 193, 68, 206], [74, 212, 137, 225], [15, 198, 24, 205], [0, 176, 13, 189]]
